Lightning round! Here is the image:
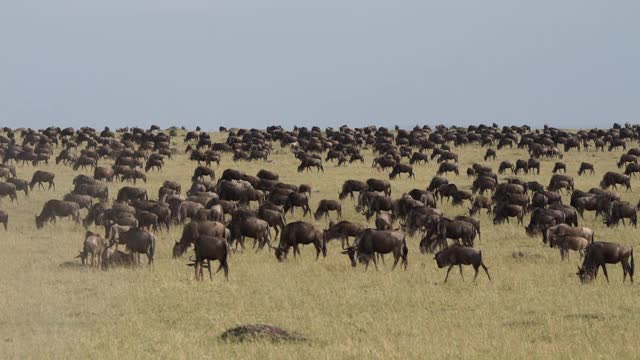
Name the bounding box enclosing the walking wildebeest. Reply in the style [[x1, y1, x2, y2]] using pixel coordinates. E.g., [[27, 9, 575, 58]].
[[314, 199, 342, 220], [323, 220, 365, 249], [187, 235, 230, 280], [29, 171, 55, 191], [342, 229, 408, 271], [433, 245, 491, 283], [273, 221, 326, 261], [108, 226, 156, 267]]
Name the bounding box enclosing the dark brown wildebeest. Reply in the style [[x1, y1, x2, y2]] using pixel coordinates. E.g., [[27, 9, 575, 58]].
[[145, 158, 163, 172], [454, 215, 481, 241], [617, 154, 637, 168], [177, 201, 205, 222], [136, 210, 159, 231], [283, 192, 311, 217], [273, 221, 326, 261], [484, 148, 496, 161], [471, 177, 496, 195], [0, 182, 18, 203], [498, 161, 514, 174], [117, 186, 148, 203], [605, 201, 637, 227], [192, 166, 216, 181], [469, 196, 492, 216], [35, 200, 80, 229], [389, 163, 415, 180], [366, 178, 391, 196], [436, 162, 459, 176], [314, 199, 342, 220], [173, 220, 228, 258], [578, 162, 595, 176], [624, 163, 640, 178], [427, 176, 448, 192], [341, 229, 408, 271], [297, 157, 324, 172], [121, 169, 147, 184], [73, 155, 97, 170], [0, 210, 7, 230], [544, 224, 594, 246], [514, 159, 529, 174], [73, 183, 108, 202], [527, 158, 541, 174], [258, 207, 286, 238], [451, 191, 473, 207], [577, 242, 634, 283], [339, 180, 367, 200], [409, 152, 429, 165], [228, 216, 271, 251], [600, 172, 631, 191], [93, 166, 115, 182], [108, 227, 156, 267], [77, 231, 105, 267], [29, 170, 55, 191], [324, 220, 365, 249], [162, 180, 182, 195], [364, 195, 393, 221], [63, 193, 93, 210], [493, 204, 524, 225], [433, 245, 491, 283], [187, 235, 230, 280], [435, 183, 458, 203], [257, 169, 279, 181], [552, 162, 567, 174], [436, 217, 477, 248]]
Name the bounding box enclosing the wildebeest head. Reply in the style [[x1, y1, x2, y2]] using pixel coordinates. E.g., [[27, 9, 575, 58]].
[[274, 246, 288, 262], [341, 246, 357, 267], [434, 250, 450, 268], [35, 215, 44, 229], [173, 240, 187, 258]]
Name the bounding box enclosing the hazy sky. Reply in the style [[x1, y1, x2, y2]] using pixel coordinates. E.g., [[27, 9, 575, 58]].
[[1, 1, 638, 130]]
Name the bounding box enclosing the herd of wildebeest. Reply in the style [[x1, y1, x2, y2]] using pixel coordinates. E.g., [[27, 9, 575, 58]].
[[0, 123, 637, 283]]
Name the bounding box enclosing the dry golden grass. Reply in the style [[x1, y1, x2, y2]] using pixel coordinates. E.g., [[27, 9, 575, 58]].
[[1, 131, 639, 359]]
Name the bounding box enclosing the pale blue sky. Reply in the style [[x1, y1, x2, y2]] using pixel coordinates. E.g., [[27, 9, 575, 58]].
[[1, 1, 638, 130]]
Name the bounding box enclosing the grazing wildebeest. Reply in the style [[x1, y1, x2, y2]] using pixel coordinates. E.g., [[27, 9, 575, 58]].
[[192, 166, 216, 181], [389, 164, 415, 180], [578, 162, 595, 176], [173, 220, 228, 258], [228, 216, 271, 251], [577, 242, 634, 283], [375, 213, 395, 231], [77, 231, 105, 267], [0, 182, 18, 203], [493, 204, 524, 225], [433, 245, 491, 283], [342, 229, 408, 271], [6, 178, 28, 197], [484, 148, 496, 161], [339, 180, 367, 200], [436, 162, 459, 176], [108, 226, 156, 267], [187, 235, 230, 280], [0, 210, 7, 230], [600, 172, 631, 191], [117, 186, 148, 203], [257, 207, 286, 238], [552, 162, 567, 173], [297, 157, 324, 172], [314, 199, 342, 220], [605, 201, 637, 227], [29, 170, 55, 191], [274, 221, 326, 261], [624, 163, 640, 178], [62, 193, 93, 210], [366, 178, 391, 196], [471, 177, 496, 196], [35, 200, 81, 229], [469, 196, 492, 216], [93, 166, 115, 182], [409, 152, 429, 165], [544, 224, 595, 246], [323, 220, 365, 249], [498, 161, 514, 174]]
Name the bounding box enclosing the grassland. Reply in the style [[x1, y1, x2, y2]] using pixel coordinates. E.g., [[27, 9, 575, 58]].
[[1, 131, 639, 359]]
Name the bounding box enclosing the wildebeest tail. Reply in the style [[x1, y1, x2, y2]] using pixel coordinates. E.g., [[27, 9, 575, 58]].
[[630, 248, 635, 279]]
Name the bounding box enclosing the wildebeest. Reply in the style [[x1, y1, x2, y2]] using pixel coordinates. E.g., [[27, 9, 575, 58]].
[[600, 172, 631, 191], [76, 231, 105, 267], [0, 182, 18, 203], [187, 235, 230, 280], [173, 220, 229, 258], [314, 199, 342, 220], [192, 166, 216, 181], [339, 179, 367, 200], [63, 193, 93, 210], [283, 192, 311, 217], [433, 245, 491, 283], [552, 162, 567, 173], [29, 171, 55, 191], [342, 229, 408, 270], [35, 200, 81, 229], [117, 186, 148, 203], [605, 201, 637, 227], [550, 235, 590, 260], [274, 221, 326, 261], [366, 178, 391, 196], [228, 216, 271, 251], [577, 242, 634, 283], [100, 248, 136, 270], [436, 162, 459, 176], [324, 220, 365, 249], [493, 204, 524, 225], [578, 162, 595, 176], [389, 164, 415, 180]]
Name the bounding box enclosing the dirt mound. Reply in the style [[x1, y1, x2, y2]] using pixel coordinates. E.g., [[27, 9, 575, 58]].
[[220, 324, 306, 343]]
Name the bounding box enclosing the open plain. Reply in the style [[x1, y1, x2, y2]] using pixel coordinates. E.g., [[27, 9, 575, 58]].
[[1, 127, 639, 359]]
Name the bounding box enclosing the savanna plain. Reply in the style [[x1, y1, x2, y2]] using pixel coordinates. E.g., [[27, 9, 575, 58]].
[[1, 129, 639, 359]]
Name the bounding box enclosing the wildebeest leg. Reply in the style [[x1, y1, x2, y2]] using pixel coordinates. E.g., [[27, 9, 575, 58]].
[[194, 261, 200, 280], [601, 264, 610, 283], [444, 264, 454, 283], [391, 254, 400, 270], [372, 255, 379, 271], [458, 265, 464, 281], [207, 259, 213, 280]]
